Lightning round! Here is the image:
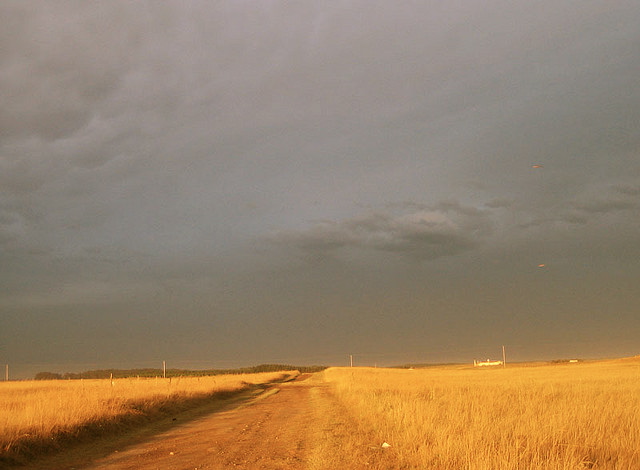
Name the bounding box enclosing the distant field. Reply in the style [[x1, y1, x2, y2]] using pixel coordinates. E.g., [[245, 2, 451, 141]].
[[0, 371, 297, 465], [322, 358, 640, 469]]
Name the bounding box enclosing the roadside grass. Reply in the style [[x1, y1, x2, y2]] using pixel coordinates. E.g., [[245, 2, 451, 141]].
[[321, 359, 640, 469], [0, 371, 297, 466]]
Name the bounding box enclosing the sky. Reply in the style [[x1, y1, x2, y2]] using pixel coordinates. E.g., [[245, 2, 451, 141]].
[[1, 1, 639, 378]]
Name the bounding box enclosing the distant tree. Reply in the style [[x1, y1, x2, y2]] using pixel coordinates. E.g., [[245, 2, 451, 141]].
[[35, 364, 326, 381], [34, 372, 63, 380]]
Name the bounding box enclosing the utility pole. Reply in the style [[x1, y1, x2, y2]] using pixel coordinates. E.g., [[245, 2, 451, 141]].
[[350, 355, 353, 368], [163, 360, 166, 379], [502, 345, 506, 368], [5, 364, 8, 381]]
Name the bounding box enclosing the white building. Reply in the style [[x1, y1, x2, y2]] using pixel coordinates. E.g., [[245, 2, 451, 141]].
[[474, 359, 503, 367]]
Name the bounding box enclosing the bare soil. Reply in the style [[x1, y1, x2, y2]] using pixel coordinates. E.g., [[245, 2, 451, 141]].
[[18, 374, 399, 470]]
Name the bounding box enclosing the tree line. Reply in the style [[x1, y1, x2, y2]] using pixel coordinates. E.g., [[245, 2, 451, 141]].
[[34, 364, 326, 380]]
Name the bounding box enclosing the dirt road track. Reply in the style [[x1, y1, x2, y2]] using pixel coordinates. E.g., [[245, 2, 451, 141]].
[[24, 373, 399, 470]]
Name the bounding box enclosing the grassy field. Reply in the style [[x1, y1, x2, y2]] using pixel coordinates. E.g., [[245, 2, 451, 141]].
[[4, 360, 640, 469], [0, 370, 297, 465], [322, 358, 640, 469]]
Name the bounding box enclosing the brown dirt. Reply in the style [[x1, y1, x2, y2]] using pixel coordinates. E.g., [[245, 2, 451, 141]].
[[18, 373, 400, 470]]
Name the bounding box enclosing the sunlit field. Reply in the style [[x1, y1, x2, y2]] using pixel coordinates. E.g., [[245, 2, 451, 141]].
[[322, 359, 640, 469], [4, 361, 640, 469], [0, 371, 296, 464]]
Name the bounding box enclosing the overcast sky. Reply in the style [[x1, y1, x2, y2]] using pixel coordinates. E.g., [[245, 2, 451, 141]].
[[2, 1, 639, 378]]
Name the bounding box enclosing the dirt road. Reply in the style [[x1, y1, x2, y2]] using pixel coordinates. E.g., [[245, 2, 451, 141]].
[[26, 374, 398, 470]]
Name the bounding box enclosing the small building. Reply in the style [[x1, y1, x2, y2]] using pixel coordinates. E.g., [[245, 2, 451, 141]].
[[474, 359, 503, 367]]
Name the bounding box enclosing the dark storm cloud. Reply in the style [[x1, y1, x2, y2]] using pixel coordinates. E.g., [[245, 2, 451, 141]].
[[272, 201, 493, 260], [2, 1, 640, 375]]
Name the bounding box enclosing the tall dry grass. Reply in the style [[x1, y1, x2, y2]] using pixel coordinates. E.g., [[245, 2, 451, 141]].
[[0, 371, 296, 463], [322, 360, 640, 469]]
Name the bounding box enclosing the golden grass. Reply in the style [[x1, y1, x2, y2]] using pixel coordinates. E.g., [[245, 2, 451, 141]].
[[321, 359, 640, 469], [0, 371, 296, 464]]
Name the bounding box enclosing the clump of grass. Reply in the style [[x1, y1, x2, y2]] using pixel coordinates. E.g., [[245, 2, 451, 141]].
[[0, 371, 297, 465], [322, 360, 640, 469]]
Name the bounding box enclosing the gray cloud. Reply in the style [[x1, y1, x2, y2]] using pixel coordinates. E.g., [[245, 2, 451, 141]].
[[614, 184, 640, 196], [484, 199, 514, 209], [272, 201, 492, 261], [0, 3, 136, 143], [571, 199, 637, 215], [568, 180, 640, 216], [514, 185, 640, 229]]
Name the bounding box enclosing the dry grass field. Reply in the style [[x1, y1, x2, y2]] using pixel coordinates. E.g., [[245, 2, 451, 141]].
[[322, 359, 640, 469], [0, 371, 296, 465], [3, 360, 640, 469]]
